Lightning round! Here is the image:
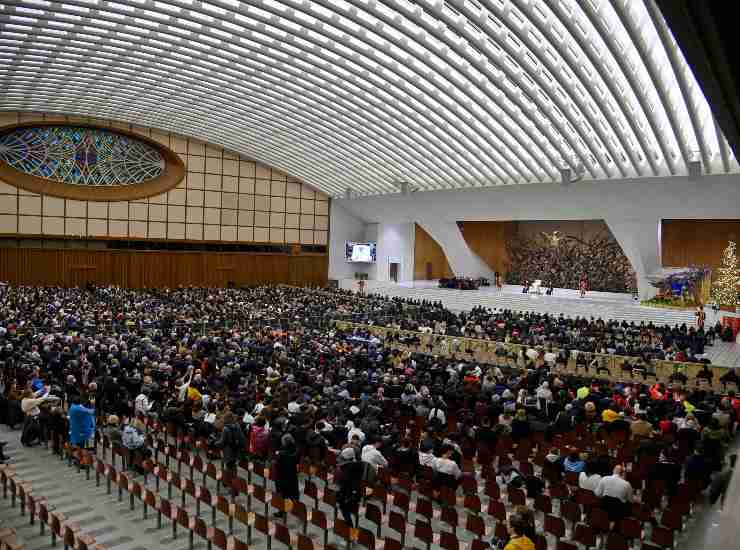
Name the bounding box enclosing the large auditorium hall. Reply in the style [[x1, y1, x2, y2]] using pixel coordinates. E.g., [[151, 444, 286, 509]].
[[1, 1, 740, 550]]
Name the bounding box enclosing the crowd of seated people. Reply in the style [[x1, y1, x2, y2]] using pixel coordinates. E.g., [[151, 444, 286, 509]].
[[353, 298, 720, 365], [0, 284, 737, 550], [507, 233, 635, 293]]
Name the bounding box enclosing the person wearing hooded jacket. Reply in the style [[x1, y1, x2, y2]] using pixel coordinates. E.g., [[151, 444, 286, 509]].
[[217, 412, 245, 494]]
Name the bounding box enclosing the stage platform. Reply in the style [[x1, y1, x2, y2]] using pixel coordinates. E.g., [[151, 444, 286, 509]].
[[339, 279, 740, 367]]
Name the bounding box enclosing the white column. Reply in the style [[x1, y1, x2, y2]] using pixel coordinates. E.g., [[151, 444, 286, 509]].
[[605, 217, 661, 299], [376, 222, 415, 282], [417, 220, 495, 279]]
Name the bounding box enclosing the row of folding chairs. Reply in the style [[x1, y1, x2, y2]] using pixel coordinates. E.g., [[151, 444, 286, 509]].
[[1, 463, 103, 550]]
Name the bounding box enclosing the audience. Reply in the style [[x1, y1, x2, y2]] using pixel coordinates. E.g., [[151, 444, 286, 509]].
[[0, 283, 736, 550]]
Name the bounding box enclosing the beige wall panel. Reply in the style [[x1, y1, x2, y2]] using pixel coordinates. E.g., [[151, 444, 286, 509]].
[[151, 132, 169, 146], [172, 137, 188, 154], [19, 196, 41, 215], [285, 228, 300, 243], [222, 159, 238, 176], [300, 214, 314, 229], [204, 191, 221, 208], [221, 209, 237, 226], [0, 113, 19, 126], [238, 210, 254, 227], [300, 230, 314, 244], [286, 182, 301, 197], [148, 192, 166, 204], [254, 195, 269, 211], [315, 230, 328, 245], [285, 213, 299, 228], [270, 228, 285, 243], [130, 203, 148, 221], [187, 190, 204, 206], [254, 211, 269, 227], [109, 202, 129, 219], [286, 197, 299, 213], [168, 189, 186, 205], [206, 157, 222, 174], [271, 181, 286, 195], [0, 196, 17, 214], [109, 220, 128, 237], [87, 201, 108, 218], [66, 200, 86, 217], [0, 214, 17, 233], [187, 173, 205, 189], [129, 221, 148, 238], [315, 200, 329, 215], [206, 145, 222, 157], [271, 169, 287, 182], [315, 216, 328, 230], [87, 219, 107, 237], [223, 150, 238, 160], [270, 212, 285, 228], [271, 197, 285, 211], [204, 225, 220, 241], [65, 218, 86, 236], [255, 164, 270, 180], [300, 199, 315, 214], [149, 204, 166, 221], [222, 193, 237, 209], [239, 178, 255, 194], [205, 174, 221, 191], [168, 205, 185, 223], [168, 222, 185, 240], [301, 187, 315, 199], [253, 227, 269, 242], [189, 141, 205, 156], [204, 208, 220, 225], [221, 226, 237, 241], [222, 176, 238, 193], [238, 226, 254, 242], [238, 194, 254, 211], [186, 224, 203, 240], [43, 196, 65, 217], [186, 207, 204, 223], [187, 155, 205, 172], [239, 161, 255, 178], [255, 180, 270, 195], [43, 216, 65, 235], [148, 222, 166, 239]]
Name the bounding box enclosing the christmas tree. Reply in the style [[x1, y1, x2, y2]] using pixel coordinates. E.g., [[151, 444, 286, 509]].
[[712, 241, 739, 308]]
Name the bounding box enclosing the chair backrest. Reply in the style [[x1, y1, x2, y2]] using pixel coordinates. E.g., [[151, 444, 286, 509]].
[[254, 512, 269, 535], [158, 498, 171, 516], [274, 522, 291, 547], [297, 533, 314, 550], [290, 500, 307, 522], [365, 503, 382, 527], [440, 506, 458, 527], [415, 498, 433, 521], [607, 533, 629, 550], [545, 514, 565, 537], [414, 520, 433, 543], [388, 510, 406, 536], [356, 528, 375, 550], [383, 537, 403, 550], [574, 523, 596, 547], [557, 542, 578, 550], [392, 491, 409, 510], [310, 507, 327, 529], [470, 540, 491, 550], [440, 531, 460, 550], [333, 518, 352, 541], [466, 513, 485, 538], [464, 494, 481, 513]]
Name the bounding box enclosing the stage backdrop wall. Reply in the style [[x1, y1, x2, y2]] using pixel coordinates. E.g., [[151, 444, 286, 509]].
[[414, 223, 453, 280], [0, 112, 329, 246], [458, 221, 513, 277], [661, 219, 740, 267], [0, 247, 327, 288]]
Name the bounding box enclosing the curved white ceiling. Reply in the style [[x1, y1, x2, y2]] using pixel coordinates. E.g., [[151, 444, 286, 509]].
[[0, 0, 737, 197]]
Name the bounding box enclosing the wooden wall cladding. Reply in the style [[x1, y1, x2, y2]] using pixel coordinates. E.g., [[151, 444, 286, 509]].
[[0, 248, 328, 288], [413, 223, 453, 280], [661, 219, 740, 267], [459, 221, 515, 277]]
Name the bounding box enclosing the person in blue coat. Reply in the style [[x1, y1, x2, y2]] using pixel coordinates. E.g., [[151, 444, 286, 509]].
[[68, 396, 95, 448]]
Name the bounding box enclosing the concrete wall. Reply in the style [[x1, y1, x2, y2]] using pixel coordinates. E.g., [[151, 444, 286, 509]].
[[337, 174, 740, 296]]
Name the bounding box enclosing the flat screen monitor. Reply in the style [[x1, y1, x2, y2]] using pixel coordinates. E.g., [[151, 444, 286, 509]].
[[345, 241, 376, 263]]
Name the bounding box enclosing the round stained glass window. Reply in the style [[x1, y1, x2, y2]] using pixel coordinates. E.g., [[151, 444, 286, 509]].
[[0, 123, 184, 201]]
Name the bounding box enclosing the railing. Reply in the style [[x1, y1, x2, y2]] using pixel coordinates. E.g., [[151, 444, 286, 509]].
[[333, 320, 734, 391]]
